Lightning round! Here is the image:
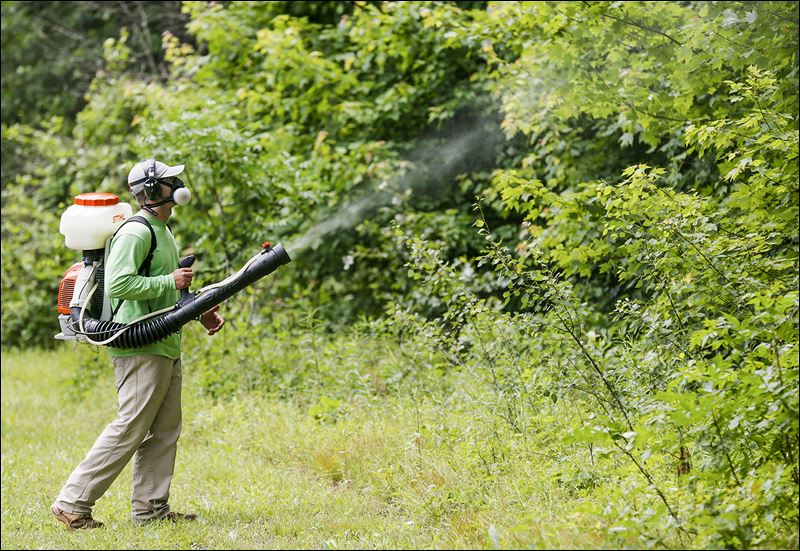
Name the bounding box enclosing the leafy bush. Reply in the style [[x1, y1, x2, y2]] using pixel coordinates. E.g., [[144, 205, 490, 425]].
[[3, 2, 797, 546]]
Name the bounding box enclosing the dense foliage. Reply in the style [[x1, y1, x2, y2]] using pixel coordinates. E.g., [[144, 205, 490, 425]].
[[2, 1, 797, 548]]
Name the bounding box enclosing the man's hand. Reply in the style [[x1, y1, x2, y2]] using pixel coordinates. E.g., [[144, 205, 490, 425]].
[[200, 304, 225, 336], [172, 267, 193, 289]]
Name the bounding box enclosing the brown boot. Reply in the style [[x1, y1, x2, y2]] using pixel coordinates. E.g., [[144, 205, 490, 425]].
[[51, 505, 104, 530], [134, 510, 197, 526], [163, 511, 197, 522]]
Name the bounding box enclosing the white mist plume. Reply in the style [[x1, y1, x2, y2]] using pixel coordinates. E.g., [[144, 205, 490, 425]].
[[286, 191, 391, 253], [285, 121, 493, 253]]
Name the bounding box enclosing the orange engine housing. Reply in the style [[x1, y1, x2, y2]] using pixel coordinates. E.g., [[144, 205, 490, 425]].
[[58, 262, 84, 315]]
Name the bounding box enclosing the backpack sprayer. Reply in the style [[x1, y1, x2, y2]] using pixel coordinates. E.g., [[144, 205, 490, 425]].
[[55, 192, 291, 348]]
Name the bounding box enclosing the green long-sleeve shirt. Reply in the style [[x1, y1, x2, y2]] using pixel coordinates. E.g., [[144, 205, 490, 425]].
[[105, 210, 181, 360]]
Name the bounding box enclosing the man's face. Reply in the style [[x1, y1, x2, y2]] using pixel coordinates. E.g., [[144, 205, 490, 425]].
[[158, 182, 173, 202], [134, 175, 187, 208]]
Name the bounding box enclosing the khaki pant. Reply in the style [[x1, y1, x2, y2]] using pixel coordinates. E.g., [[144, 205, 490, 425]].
[[53, 355, 182, 521]]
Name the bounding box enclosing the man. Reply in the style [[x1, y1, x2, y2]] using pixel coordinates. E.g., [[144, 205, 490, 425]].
[[51, 159, 225, 530]]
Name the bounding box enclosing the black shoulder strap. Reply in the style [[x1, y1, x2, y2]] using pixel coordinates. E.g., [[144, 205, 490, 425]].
[[123, 215, 158, 276], [110, 215, 158, 319]]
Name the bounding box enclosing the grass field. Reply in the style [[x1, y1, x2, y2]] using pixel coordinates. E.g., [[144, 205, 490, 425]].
[[2, 346, 649, 550]]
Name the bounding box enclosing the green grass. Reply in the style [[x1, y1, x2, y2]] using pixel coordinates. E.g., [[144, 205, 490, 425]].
[[2, 346, 628, 550]]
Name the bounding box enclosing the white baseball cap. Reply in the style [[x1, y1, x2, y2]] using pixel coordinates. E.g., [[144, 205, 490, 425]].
[[127, 159, 185, 185]]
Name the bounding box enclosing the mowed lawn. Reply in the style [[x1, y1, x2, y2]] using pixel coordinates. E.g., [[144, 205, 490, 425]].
[[2, 346, 611, 550]]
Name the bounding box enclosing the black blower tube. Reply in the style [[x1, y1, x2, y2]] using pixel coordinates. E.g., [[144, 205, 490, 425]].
[[72, 244, 291, 348]]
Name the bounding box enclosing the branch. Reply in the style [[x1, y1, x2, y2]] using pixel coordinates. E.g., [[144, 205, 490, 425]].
[[582, 1, 684, 46], [553, 306, 634, 431], [711, 411, 742, 486], [615, 440, 687, 540]]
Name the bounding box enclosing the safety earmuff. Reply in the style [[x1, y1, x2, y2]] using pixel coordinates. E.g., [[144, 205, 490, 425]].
[[143, 158, 162, 201]]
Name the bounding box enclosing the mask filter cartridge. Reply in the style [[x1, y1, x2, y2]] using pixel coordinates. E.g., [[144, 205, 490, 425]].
[[173, 187, 191, 205]]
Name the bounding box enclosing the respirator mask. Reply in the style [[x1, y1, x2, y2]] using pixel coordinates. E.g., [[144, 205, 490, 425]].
[[129, 158, 192, 209], [146, 176, 192, 207]]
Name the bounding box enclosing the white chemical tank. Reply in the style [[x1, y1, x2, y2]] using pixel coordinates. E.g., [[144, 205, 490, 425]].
[[60, 193, 133, 251]]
